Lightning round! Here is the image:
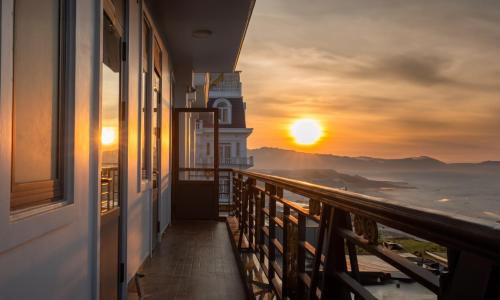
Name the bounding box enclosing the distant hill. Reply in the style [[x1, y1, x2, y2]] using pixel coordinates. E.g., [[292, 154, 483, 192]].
[[263, 169, 413, 191], [249, 147, 500, 173]]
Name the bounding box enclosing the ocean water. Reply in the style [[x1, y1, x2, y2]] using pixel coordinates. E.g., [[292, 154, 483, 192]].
[[352, 170, 500, 223]]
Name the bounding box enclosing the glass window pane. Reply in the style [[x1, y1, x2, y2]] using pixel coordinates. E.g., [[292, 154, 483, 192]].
[[152, 73, 160, 176], [13, 0, 61, 183], [141, 71, 148, 179], [101, 14, 121, 212], [141, 19, 150, 180]]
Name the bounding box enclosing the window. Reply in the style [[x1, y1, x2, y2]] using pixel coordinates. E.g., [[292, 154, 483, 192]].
[[141, 18, 151, 180], [101, 11, 122, 213], [11, 0, 67, 210], [206, 143, 210, 156], [217, 102, 229, 124], [219, 143, 231, 165], [213, 98, 231, 124], [236, 142, 241, 157], [195, 120, 203, 130]]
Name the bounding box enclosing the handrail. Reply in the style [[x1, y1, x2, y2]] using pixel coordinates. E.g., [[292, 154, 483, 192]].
[[235, 169, 500, 261], [231, 169, 500, 300]]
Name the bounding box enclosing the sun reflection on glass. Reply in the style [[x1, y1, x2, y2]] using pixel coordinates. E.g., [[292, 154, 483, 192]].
[[101, 127, 117, 146]]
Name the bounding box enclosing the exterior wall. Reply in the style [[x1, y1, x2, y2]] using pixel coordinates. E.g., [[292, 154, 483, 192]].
[[193, 73, 209, 108], [125, 0, 150, 286], [0, 1, 173, 298], [0, 0, 250, 298], [126, 2, 173, 284], [0, 0, 98, 298], [195, 72, 253, 169]]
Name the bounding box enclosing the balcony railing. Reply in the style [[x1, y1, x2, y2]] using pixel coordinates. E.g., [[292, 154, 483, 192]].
[[101, 166, 119, 213], [197, 156, 254, 168], [229, 169, 500, 299]]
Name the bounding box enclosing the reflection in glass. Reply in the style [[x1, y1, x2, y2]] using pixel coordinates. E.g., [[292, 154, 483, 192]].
[[141, 19, 151, 180], [13, 0, 60, 184], [153, 73, 160, 188], [179, 111, 216, 181], [101, 15, 121, 213]]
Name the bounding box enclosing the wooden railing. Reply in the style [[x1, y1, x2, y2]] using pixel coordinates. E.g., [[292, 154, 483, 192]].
[[231, 169, 500, 300]]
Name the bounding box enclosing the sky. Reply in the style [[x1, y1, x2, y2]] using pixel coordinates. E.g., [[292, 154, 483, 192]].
[[237, 0, 500, 162]]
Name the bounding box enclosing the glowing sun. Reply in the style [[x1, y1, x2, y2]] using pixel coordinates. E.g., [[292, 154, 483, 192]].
[[101, 127, 117, 146], [290, 119, 323, 145]]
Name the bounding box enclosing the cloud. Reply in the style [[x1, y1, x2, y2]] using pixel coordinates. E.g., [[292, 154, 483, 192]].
[[240, 0, 500, 161], [348, 54, 455, 86]]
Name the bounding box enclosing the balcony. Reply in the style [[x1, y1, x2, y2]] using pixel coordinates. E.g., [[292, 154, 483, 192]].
[[197, 156, 254, 168], [133, 169, 500, 300]]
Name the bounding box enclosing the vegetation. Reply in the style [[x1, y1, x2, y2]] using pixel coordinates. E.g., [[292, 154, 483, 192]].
[[354, 238, 447, 257], [391, 238, 447, 257]]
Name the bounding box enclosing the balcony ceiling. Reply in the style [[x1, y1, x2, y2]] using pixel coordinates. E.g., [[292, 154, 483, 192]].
[[146, 0, 255, 72]]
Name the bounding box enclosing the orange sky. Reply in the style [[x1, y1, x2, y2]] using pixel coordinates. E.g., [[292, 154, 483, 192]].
[[237, 0, 500, 162]]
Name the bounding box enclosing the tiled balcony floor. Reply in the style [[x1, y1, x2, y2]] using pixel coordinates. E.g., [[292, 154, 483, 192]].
[[129, 221, 248, 300]]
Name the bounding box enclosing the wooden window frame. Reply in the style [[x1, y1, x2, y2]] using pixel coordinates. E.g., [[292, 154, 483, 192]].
[[10, 0, 68, 211]]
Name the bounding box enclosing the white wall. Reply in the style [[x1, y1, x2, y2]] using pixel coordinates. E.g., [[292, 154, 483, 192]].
[[125, 0, 151, 285], [0, 0, 98, 298], [125, 1, 173, 284], [0, 0, 174, 298]]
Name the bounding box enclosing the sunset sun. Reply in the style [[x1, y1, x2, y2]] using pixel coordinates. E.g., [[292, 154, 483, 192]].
[[101, 127, 117, 146], [290, 119, 323, 145]]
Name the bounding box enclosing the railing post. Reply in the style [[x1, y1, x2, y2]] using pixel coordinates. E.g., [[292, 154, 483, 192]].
[[239, 178, 251, 249], [266, 183, 277, 285], [308, 204, 332, 300], [345, 213, 361, 285], [297, 213, 306, 299], [234, 173, 242, 220], [228, 171, 234, 216], [441, 249, 496, 300], [247, 178, 256, 250], [322, 208, 350, 300], [281, 184, 296, 299], [237, 174, 246, 249], [258, 189, 266, 264], [309, 198, 321, 216]]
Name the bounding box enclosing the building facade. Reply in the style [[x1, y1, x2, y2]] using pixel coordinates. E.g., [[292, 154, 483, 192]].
[[0, 1, 255, 299], [195, 72, 253, 170]]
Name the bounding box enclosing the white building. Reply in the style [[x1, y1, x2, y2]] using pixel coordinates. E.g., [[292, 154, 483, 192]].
[[195, 72, 254, 170]]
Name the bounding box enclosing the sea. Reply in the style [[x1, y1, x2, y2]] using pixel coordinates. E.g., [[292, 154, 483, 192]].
[[353, 170, 500, 224]]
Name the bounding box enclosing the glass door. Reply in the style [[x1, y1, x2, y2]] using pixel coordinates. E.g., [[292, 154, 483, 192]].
[[101, 14, 121, 214], [152, 70, 161, 247], [100, 5, 124, 299], [173, 108, 219, 220]]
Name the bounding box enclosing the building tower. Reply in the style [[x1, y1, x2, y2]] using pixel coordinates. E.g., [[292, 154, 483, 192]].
[[195, 72, 253, 170]]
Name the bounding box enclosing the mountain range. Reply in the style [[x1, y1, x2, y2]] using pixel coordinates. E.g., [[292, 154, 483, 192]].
[[249, 147, 500, 173]]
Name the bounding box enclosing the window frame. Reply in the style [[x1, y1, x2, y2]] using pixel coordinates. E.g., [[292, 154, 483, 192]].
[[139, 16, 153, 185], [213, 98, 232, 125], [10, 0, 68, 211]]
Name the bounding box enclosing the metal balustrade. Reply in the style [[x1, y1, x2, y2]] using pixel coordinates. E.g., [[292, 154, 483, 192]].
[[100, 166, 119, 213], [197, 156, 254, 168], [230, 169, 500, 300]]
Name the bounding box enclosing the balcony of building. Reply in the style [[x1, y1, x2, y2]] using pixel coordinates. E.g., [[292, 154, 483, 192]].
[[197, 156, 254, 169], [131, 168, 500, 300]]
